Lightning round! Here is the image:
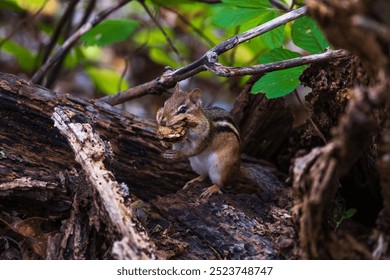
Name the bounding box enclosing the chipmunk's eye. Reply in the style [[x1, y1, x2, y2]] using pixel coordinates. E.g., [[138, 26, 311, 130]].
[[177, 105, 187, 114]]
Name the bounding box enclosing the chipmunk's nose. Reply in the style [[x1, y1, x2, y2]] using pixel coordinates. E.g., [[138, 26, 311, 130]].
[[160, 119, 167, 126]]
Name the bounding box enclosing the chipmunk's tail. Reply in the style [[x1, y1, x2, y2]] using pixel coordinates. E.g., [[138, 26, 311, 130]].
[[239, 162, 284, 193]]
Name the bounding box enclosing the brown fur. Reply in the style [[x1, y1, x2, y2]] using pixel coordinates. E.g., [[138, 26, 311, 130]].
[[156, 85, 241, 198]]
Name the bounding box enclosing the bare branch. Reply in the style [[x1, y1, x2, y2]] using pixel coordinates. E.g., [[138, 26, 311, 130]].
[[99, 6, 307, 105], [31, 0, 132, 84], [77, 0, 97, 29], [205, 49, 349, 77], [293, 90, 327, 144]]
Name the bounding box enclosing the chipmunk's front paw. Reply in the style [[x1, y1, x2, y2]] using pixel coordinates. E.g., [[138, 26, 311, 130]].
[[183, 176, 205, 190], [162, 150, 182, 159]]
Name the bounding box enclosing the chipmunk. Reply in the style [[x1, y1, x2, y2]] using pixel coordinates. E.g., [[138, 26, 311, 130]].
[[156, 84, 241, 199]]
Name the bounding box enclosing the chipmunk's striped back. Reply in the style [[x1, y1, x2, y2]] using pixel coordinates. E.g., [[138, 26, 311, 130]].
[[205, 107, 240, 142]]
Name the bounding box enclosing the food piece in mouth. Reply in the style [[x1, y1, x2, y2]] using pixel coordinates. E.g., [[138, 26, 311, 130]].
[[157, 124, 187, 143]]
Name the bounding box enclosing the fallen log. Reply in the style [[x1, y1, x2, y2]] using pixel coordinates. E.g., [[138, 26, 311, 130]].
[[0, 72, 296, 260]]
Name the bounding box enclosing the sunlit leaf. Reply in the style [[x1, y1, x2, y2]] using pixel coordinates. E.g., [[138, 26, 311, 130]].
[[85, 66, 129, 95], [15, 0, 58, 15], [80, 45, 102, 61], [292, 16, 329, 53], [81, 19, 139, 47]]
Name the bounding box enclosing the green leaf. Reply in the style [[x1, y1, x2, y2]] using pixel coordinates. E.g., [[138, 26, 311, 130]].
[[149, 47, 178, 68], [212, 1, 284, 49], [212, 0, 272, 29], [252, 48, 306, 98], [15, 0, 47, 12], [85, 67, 129, 95], [259, 48, 302, 63], [149, 0, 192, 6], [81, 19, 139, 47], [258, 11, 285, 49], [0, 0, 24, 12], [213, 7, 264, 29], [292, 16, 329, 53], [0, 37, 35, 72], [221, 0, 271, 9], [252, 68, 303, 98], [63, 49, 79, 69]]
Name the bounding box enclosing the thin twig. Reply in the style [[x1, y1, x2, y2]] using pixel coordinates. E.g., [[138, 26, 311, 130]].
[[77, 0, 97, 29], [162, 6, 214, 47], [293, 89, 327, 144], [99, 6, 308, 105], [118, 57, 130, 93], [45, 3, 77, 88], [45, 0, 97, 88], [0, 1, 48, 50], [31, 0, 132, 84], [290, 0, 297, 10], [269, 0, 289, 11], [139, 0, 184, 63], [40, 0, 80, 71]]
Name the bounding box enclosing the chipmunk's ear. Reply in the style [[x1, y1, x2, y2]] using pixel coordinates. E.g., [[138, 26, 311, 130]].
[[189, 88, 202, 106], [174, 83, 180, 93]]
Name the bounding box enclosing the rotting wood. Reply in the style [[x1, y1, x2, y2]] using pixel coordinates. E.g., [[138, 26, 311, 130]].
[[292, 0, 390, 259]]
